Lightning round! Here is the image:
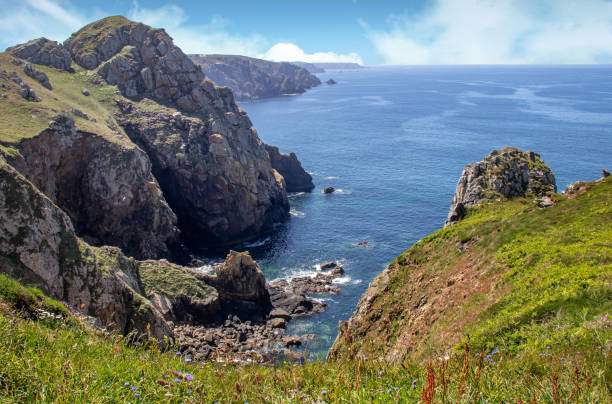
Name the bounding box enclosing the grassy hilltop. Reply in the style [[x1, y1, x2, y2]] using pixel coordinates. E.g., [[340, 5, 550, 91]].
[[1, 178, 610, 403]]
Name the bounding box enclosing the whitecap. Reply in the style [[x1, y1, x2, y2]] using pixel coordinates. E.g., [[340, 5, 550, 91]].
[[241, 237, 271, 248], [288, 192, 305, 198], [290, 209, 305, 218], [324, 176, 339, 180], [332, 276, 351, 285]]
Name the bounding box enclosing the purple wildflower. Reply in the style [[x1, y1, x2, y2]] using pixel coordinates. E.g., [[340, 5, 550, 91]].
[[185, 373, 194, 381], [387, 388, 392, 393], [174, 378, 181, 383], [321, 390, 327, 395], [132, 386, 138, 391], [124, 382, 130, 386]]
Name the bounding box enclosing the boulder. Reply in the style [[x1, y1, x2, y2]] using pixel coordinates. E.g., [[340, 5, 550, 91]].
[[209, 251, 270, 306], [603, 169, 611, 178], [324, 186, 335, 194], [326, 79, 337, 85], [320, 262, 337, 270], [269, 317, 287, 328], [445, 147, 556, 226], [23, 63, 52, 90], [269, 308, 292, 320]]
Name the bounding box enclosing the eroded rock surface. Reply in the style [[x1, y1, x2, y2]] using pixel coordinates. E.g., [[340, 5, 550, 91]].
[[8, 113, 180, 260], [265, 144, 314, 192], [446, 147, 556, 225], [7, 38, 72, 71]]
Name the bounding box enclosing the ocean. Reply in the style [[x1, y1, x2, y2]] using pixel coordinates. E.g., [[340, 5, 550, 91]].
[[229, 65, 612, 356]]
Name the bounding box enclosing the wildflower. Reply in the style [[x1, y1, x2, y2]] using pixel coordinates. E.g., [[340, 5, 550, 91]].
[[387, 388, 392, 393], [546, 353, 551, 357], [187, 389, 192, 393], [174, 378, 181, 383], [201, 362, 206, 365], [176, 351, 182, 356], [538, 353, 543, 357], [546, 345, 551, 350], [576, 351, 580, 355], [132, 386, 138, 391], [491, 349, 500, 355], [185, 373, 194, 381], [185, 357, 192, 362], [321, 390, 327, 395], [218, 390, 222, 393], [124, 382, 130, 386], [560, 357, 566, 361]]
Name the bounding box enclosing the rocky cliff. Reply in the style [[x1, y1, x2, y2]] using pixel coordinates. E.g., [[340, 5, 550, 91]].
[[446, 147, 556, 225], [329, 150, 610, 363], [264, 144, 314, 192], [189, 54, 321, 100], [1, 15, 304, 254]]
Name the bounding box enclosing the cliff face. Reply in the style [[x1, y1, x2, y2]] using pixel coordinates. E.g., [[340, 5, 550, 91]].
[[1, 15, 299, 255], [264, 144, 314, 192], [189, 54, 321, 100], [8, 113, 179, 260], [329, 150, 610, 362], [0, 156, 172, 340], [446, 147, 556, 225]]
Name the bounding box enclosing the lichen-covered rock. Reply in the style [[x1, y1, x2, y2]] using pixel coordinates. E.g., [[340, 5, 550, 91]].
[[211, 251, 269, 305], [446, 147, 556, 225], [8, 113, 180, 260], [116, 100, 288, 247], [7, 38, 72, 71], [0, 156, 172, 340], [189, 54, 321, 100], [23, 63, 52, 90], [264, 144, 314, 192]]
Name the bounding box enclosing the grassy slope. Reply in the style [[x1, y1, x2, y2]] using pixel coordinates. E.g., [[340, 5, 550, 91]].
[[0, 180, 609, 403], [0, 51, 136, 157]]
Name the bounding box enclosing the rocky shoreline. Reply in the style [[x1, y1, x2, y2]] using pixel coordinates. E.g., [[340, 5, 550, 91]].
[[174, 257, 345, 362]]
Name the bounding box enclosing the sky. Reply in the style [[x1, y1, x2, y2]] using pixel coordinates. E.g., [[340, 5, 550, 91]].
[[1, 0, 612, 65]]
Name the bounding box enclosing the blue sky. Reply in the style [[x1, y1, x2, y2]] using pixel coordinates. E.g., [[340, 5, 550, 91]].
[[1, 0, 612, 65]]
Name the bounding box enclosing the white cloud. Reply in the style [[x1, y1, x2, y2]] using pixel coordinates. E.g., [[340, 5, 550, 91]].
[[128, 2, 268, 56], [362, 0, 612, 64], [258, 42, 363, 64], [0, 0, 92, 49]]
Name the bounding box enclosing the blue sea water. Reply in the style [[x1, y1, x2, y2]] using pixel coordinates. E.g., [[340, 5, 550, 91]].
[[233, 65, 612, 355]]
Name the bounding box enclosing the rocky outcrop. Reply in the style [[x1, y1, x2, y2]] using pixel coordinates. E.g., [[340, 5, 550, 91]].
[[6, 38, 72, 71], [207, 251, 269, 305], [115, 100, 289, 248], [8, 113, 180, 260], [264, 144, 314, 192], [189, 54, 321, 100], [326, 79, 337, 85], [446, 147, 556, 225], [23, 63, 51, 90], [0, 156, 172, 340]]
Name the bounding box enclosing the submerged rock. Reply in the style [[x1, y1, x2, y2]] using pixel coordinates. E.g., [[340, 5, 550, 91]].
[[326, 79, 337, 85], [324, 186, 335, 194], [446, 147, 556, 226]]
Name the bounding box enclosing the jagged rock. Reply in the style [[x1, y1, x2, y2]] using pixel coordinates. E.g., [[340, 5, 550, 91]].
[[8, 113, 180, 260], [320, 262, 337, 270], [0, 157, 172, 341], [7, 38, 72, 71], [268, 308, 292, 320], [324, 186, 335, 194], [23, 63, 52, 90], [446, 147, 556, 225], [19, 83, 40, 101], [326, 79, 337, 85], [282, 335, 302, 347], [71, 108, 89, 120], [116, 100, 288, 247], [268, 318, 287, 328], [603, 169, 611, 178], [264, 144, 314, 192], [208, 251, 270, 306], [189, 54, 321, 100]]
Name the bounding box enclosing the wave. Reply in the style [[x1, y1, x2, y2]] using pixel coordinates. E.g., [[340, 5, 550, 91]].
[[332, 276, 352, 285], [324, 176, 339, 180], [288, 192, 305, 199], [290, 209, 305, 218], [241, 237, 271, 248]]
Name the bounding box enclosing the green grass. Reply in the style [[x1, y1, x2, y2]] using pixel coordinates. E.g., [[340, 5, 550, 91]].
[[139, 261, 218, 305], [65, 16, 133, 62], [0, 303, 609, 403], [330, 178, 611, 366], [0, 181, 610, 402]]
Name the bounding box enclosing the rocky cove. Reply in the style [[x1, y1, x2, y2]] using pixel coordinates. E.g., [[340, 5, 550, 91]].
[[0, 15, 328, 359]]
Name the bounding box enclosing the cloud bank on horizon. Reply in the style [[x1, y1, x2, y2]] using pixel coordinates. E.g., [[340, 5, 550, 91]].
[[364, 0, 612, 64], [1, 0, 611, 65]]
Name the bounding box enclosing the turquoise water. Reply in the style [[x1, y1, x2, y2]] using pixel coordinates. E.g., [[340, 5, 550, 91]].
[[234, 65, 612, 355]]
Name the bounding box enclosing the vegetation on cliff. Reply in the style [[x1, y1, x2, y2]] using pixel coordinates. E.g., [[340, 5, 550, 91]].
[[329, 176, 611, 366]]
